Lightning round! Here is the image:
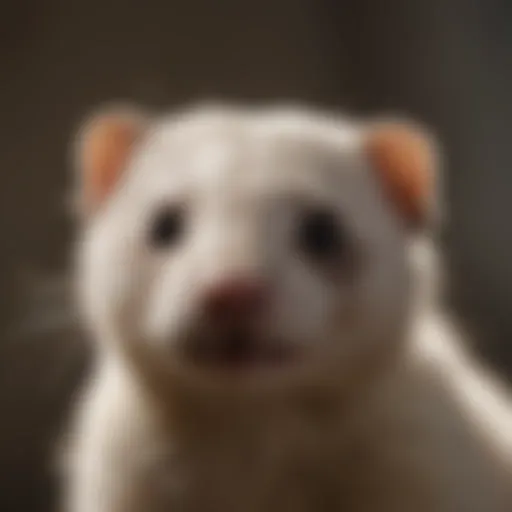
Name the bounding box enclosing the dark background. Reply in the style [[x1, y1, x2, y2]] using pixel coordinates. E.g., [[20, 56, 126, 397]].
[[1, 1, 511, 510]]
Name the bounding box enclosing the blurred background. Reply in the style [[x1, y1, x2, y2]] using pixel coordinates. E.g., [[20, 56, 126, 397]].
[[1, 1, 511, 510]]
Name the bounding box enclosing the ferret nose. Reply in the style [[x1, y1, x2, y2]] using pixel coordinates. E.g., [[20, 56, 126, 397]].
[[202, 278, 268, 323]]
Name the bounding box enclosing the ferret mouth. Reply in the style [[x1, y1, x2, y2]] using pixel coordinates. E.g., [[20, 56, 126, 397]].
[[182, 331, 295, 372]]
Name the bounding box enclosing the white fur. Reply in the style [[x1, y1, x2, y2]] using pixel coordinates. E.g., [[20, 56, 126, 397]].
[[64, 105, 512, 512]]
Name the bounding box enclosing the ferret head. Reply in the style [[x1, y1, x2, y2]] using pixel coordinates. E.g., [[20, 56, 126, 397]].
[[73, 103, 438, 394]]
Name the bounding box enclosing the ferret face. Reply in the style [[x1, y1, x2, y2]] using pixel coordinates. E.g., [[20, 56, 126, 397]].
[[76, 105, 435, 391]]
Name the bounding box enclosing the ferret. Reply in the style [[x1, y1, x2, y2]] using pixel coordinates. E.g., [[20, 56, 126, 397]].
[[62, 102, 512, 512]]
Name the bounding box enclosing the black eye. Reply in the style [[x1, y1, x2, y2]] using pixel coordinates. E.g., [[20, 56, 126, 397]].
[[297, 208, 345, 260], [149, 207, 185, 248]]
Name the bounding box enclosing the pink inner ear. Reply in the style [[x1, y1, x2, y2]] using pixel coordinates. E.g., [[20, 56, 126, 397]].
[[80, 112, 145, 213], [365, 124, 434, 229]]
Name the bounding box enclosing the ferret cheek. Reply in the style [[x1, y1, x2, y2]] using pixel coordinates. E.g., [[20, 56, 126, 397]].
[[139, 283, 190, 352]]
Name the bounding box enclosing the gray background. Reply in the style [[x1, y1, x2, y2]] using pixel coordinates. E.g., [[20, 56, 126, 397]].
[[1, 1, 511, 510]]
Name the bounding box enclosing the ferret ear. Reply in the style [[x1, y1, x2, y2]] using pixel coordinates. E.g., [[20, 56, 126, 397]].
[[73, 104, 150, 217], [363, 119, 439, 231]]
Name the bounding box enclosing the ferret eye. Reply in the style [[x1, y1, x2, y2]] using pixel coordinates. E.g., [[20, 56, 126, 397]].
[[297, 208, 345, 261], [149, 207, 185, 248]]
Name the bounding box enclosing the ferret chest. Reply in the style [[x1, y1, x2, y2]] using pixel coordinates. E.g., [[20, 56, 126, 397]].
[[149, 411, 346, 512]]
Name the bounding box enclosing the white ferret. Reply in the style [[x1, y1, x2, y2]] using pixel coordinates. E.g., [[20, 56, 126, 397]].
[[63, 103, 512, 512]]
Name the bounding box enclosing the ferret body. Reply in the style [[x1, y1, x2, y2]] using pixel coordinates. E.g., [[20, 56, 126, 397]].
[[64, 104, 512, 511]]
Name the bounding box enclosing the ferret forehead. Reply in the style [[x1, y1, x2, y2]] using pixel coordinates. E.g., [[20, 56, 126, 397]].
[[127, 111, 249, 199], [154, 107, 241, 139], [254, 107, 362, 148], [145, 107, 247, 165], [150, 104, 362, 151], [129, 105, 366, 198]]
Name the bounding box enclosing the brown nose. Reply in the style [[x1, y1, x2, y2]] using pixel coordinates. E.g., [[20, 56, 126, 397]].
[[202, 278, 268, 323]]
